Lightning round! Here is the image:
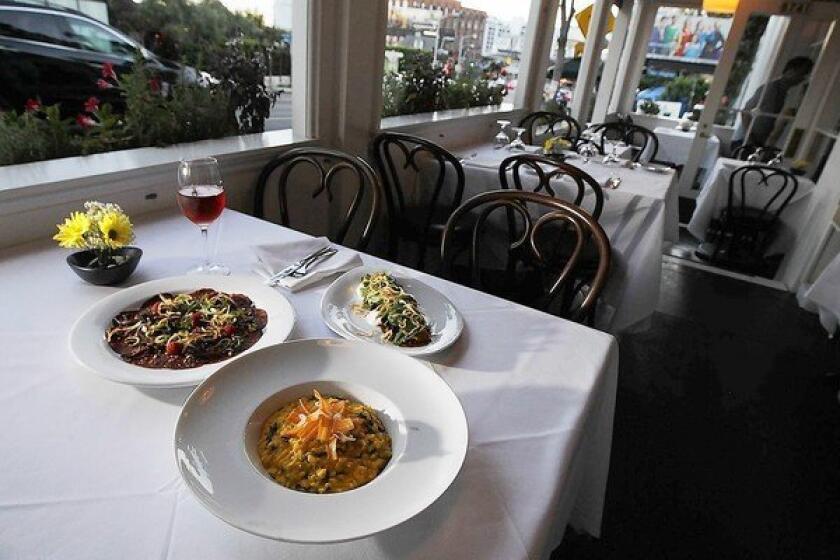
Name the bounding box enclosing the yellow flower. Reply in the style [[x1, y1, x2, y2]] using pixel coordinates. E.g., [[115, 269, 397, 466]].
[[98, 211, 134, 249], [53, 212, 91, 249]]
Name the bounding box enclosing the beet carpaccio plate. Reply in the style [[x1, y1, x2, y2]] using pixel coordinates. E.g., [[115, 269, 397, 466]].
[[106, 289, 268, 369], [69, 275, 296, 388]]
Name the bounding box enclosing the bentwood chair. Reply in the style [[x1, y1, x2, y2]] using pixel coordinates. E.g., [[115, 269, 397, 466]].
[[254, 147, 381, 250], [498, 154, 604, 220], [440, 190, 611, 324], [704, 164, 799, 271], [371, 131, 466, 271], [518, 111, 582, 147], [591, 121, 681, 173]]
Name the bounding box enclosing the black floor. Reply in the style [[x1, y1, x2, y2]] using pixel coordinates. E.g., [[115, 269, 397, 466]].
[[553, 259, 840, 559]]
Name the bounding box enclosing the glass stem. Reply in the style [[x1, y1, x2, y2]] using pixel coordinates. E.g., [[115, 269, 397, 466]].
[[201, 226, 210, 269]]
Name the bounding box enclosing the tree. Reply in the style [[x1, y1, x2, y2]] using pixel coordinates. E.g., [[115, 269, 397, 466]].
[[554, 0, 576, 87]]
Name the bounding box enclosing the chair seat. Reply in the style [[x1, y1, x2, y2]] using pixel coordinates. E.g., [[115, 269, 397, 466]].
[[721, 207, 777, 230]]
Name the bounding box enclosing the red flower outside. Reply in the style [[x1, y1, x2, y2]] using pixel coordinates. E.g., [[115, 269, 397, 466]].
[[24, 98, 41, 112], [96, 79, 113, 90], [148, 77, 161, 94], [76, 114, 96, 129], [83, 96, 100, 113], [101, 62, 116, 80]]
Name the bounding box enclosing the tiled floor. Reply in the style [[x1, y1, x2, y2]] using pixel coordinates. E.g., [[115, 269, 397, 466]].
[[553, 258, 840, 559]]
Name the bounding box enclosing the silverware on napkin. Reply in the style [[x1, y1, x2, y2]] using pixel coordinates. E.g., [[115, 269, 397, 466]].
[[266, 246, 337, 285]]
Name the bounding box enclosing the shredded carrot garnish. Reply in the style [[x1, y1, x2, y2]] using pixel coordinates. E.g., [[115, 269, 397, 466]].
[[281, 390, 356, 460]]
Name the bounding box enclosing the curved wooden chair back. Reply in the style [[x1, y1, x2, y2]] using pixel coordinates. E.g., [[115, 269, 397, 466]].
[[253, 147, 380, 249], [371, 131, 465, 267], [591, 122, 660, 162], [441, 190, 611, 323], [519, 111, 582, 146], [727, 164, 799, 225], [498, 154, 604, 219]]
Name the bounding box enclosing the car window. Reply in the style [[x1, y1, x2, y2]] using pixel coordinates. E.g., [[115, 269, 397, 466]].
[[64, 17, 136, 56], [0, 10, 79, 48]]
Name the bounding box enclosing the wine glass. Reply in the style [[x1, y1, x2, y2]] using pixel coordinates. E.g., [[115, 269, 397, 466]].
[[176, 157, 230, 275], [508, 127, 527, 150], [494, 120, 511, 149], [578, 131, 597, 164]]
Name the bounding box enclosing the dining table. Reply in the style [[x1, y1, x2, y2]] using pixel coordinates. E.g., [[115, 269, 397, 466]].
[[652, 126, 720, 172], [0, 208, 618, 560], [687, 157, 817, 257], [434, 143, 679, 332]]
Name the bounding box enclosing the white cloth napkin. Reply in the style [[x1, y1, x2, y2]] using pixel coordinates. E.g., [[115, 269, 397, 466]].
[[253, 236, 362, 292]]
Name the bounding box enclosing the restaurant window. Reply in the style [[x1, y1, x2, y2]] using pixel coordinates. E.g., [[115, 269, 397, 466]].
[[543, 1, 619, 116], [0, 0, 293, 167], [633, 7, 732, 120], [381, 0, 530, 119]]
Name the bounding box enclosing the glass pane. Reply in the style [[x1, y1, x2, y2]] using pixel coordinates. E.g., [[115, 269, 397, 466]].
[[721, 16, 829, 152], [382, 0, 530, 118], [634, 7, 733, 120], [543, 2, 619, 116]]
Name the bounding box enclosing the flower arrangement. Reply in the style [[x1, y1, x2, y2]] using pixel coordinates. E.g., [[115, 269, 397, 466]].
[[54, 202, 135, 267], [543, 136, 572, 156]]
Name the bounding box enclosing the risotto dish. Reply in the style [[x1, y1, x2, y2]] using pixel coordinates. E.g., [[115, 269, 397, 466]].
[[257, 390, 392, 494]]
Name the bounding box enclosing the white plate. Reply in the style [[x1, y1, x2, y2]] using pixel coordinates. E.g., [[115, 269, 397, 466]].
[[174, 338, 468, 543], [69, 275, 295, 388], [320, 266, 463, 356]]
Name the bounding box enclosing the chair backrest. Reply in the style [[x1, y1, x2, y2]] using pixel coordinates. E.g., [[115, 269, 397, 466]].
[[440, 190, 611, 323], [591, 122, 659, 162], [519, 111, 582, 146], [727, 164, 799, 224], [253, 147, 380, 249], [370, 131, 465, 257], [731, 144, 781, 163], [498, 154, 604, 220]]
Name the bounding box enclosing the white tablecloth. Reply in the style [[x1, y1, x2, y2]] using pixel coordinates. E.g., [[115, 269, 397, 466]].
[[799, 249, 840, 336], [444, 144, 674, 332], [0, 209, 618, 560], [653, 126, 720, 171], [687, 158, 817, 255]]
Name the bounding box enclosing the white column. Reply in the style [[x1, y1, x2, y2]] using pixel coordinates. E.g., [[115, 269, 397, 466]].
[[677, 4, 753, 196], [571, 0, 613, 122], [609, 0, 658, 116], [591, 0, 635, 123], [515, 0, 561, 112]]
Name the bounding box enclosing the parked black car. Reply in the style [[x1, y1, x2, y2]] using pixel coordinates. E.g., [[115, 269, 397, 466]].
[[0, 1, 195, 114]]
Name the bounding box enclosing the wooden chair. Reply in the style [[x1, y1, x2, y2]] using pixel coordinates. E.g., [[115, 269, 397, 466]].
[[440, 190, 611, 324], [253, 147, 380, 249], [704, 164, 799, 271], [371, 131, 466, 270], [518, 111, 582, 146], [590, 121, 681, 173], [498, 154, 604, 220]]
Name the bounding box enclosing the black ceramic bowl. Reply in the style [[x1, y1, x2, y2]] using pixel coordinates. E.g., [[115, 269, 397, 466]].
[[67, 247, 142, 286]]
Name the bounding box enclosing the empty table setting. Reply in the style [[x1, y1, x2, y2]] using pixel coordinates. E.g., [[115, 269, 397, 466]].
[[0, 208, 618, 560], [652, 125, 721, 173]]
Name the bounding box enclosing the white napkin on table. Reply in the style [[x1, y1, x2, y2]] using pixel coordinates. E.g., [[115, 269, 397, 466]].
[[253, 236, 362, 292]]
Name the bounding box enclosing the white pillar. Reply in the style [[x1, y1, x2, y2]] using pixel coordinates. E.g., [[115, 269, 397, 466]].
[[591, 0, 635, 123], [609, 0, 658, 116], [515, 0, 561, 112], [677, 4, 752, 196], [571, 0, 613, 122]]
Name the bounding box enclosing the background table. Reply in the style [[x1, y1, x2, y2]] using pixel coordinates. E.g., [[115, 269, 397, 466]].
[[433, 144, 675, 332], [0, 209, 618, 560], [687, 158, 817, 256], [653, 126, 720, 172]]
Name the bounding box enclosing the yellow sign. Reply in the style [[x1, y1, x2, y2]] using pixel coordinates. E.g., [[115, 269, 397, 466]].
[[702, 0, 739, 13], [575, 4, 616, 38]]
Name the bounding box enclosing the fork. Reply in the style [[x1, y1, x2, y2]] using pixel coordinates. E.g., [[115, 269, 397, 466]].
[[266, 246, 336, 284]]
